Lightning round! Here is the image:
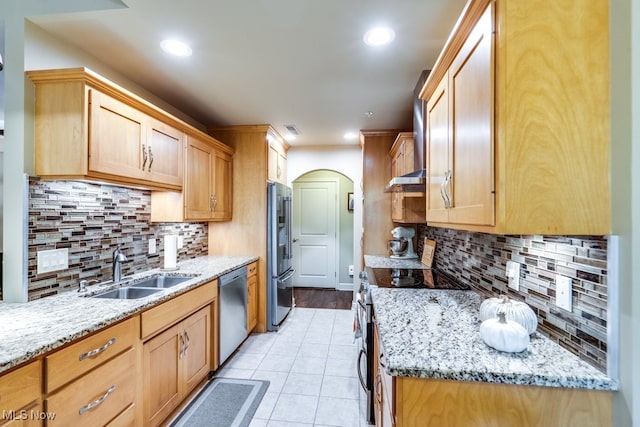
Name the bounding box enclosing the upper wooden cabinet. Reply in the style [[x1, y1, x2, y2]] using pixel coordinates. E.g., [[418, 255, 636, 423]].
[[267, 133, 289, 184], [389, 132, 426, 224], [151, 134, 233, 222], [28, 68, 186, 191], [426, 4, 493, 227], [420, 0, 610, 235]]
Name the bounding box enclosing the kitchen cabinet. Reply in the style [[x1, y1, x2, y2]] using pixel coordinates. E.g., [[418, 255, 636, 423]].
[[27, 68, 185, 191], [43, 317, 140, 426], [420, 0, 610, 235], [140, 280, 216, 426], [389, 132, 426, 224], [268, 135, 289, 184], [425, 2, 494, 226], [247, 262, 258, 332], [150, 134, 234, 222], [361, 131, 395, 259], [0, 361, 41, 427], [143, 306, 210, 427], [373, 322, 611, 427], [205, 125, 287, 333]]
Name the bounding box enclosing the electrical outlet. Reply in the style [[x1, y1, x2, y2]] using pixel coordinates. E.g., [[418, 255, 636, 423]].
[[348, 265, 354, 276], [177, 235, 184, 249], [37, 248, 69, 274], [505, 261, 520, 291], [556, 275, 573, 311], [148, 238, 157, 255]]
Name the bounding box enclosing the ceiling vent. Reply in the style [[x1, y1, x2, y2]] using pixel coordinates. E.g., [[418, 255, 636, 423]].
[[284, 125, 300, 136]]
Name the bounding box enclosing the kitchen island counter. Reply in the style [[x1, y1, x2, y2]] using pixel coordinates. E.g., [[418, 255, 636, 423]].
[[370, 286, 617, 390], [0, 255, 257, 373]]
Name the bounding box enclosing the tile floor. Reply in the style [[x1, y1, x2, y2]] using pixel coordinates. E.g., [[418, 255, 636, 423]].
[[214, 306, 370, 427]]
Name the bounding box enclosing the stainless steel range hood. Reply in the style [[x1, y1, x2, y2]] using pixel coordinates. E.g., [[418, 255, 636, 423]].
[[384, 169, 426, 193], [384, 70, 429, 193]]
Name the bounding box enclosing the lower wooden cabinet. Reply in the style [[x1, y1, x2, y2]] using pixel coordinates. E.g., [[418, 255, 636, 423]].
[[247, 262, 258, 333], [45, 348, 137, 426], [0, 361, 41, 427], [142, 306, 211, 427], [373, 323, 612, 427]]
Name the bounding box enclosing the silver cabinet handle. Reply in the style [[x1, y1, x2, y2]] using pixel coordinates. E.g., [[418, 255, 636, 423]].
[[179, 333, 185, 359], [210, 195, 218, 212], [445, 170, 453, 208], [439, 172, 448, 207], [212, 195, 217, 212], [79, 338, 116, 361], [148, 146, 154, 171], [357, 349, 367, 391], [183, 331, 190, 354], [142, 144, 148, 170], [79, 385, 116, 415]]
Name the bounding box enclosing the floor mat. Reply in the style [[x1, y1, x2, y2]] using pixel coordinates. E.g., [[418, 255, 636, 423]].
[[294, 287, 353, 309], [169, 377, 269, 427]]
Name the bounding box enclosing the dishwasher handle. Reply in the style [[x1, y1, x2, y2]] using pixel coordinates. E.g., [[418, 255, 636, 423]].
[[219, 266, 248, 286]]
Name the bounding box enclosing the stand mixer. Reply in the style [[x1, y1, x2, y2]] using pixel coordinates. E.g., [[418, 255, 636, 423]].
[[388, 227, 418, 259]]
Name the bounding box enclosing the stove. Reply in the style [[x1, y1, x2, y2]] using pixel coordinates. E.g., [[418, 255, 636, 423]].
[[365, 266, 471, 290]]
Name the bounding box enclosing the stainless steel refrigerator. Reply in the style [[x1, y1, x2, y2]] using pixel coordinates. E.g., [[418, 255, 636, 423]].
[[267, 182, 294, 331]]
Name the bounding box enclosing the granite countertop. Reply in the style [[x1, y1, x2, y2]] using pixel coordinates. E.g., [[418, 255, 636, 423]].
[[365, 255, 617, 391], [0, 255, 257, 374]]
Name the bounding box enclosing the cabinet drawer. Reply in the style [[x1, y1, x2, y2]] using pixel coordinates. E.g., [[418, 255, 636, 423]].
[[247, 262, 257, 277], [0, 360, 41, 415], [45, 317, 137, 393], [106, 403, 136, 427], [46, 348, 136, 427], [141, 280, 217, 340]]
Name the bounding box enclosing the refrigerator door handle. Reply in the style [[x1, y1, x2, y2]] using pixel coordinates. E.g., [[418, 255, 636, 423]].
[[283, 196, 293, 259], [278, 269, 296, 284]]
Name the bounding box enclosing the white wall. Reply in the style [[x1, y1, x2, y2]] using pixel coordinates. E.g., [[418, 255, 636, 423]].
[[287, 145, 363, 280]]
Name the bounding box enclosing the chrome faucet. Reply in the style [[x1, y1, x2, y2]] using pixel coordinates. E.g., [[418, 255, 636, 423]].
[[112, 245, 128, 282]]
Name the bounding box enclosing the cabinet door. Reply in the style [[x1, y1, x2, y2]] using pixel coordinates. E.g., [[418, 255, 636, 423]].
[[426, 75, 450, 223], [147, 118, 184, 188], [182, 307, 211, 396], [184, 136, 215, 220], [143, 323, 181, 427], [211, 150, 233, 221], [89, 89, 146, 180], [448, 3, 494, 225], [247, 274, 258, 332]]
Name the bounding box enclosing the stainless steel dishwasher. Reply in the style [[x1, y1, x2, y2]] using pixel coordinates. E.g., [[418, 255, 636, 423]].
[[218, 266, 248, 364]]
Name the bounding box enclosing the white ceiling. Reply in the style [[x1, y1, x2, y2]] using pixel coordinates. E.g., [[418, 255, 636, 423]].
[[25, 0, 467, 146]]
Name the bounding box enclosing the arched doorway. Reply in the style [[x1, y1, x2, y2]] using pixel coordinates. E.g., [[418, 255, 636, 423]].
[[291, 170, 354, 292]]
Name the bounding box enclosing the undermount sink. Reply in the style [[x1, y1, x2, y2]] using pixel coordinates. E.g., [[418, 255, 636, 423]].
[[93, 287, 161, 300], [129, 275, 193, 289]]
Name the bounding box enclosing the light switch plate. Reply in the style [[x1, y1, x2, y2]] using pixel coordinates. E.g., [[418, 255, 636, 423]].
[[556, 275, 573, 311], [37, 248, 69, 274], [148, 238, 157, 255], [177, 235, 184, 249], [506, 260, 520, 291]]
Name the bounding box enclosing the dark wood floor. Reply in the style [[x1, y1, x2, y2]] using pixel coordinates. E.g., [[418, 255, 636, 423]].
[[293, 287, 353, 310]]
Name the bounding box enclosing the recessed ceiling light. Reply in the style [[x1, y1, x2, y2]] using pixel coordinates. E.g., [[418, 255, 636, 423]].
[[160, 39, 192, 57], [344, 132, 358, 141], [363, 27, 395, 47]]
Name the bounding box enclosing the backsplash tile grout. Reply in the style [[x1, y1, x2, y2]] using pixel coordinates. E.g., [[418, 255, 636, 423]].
[[416, 225, 608, 373]]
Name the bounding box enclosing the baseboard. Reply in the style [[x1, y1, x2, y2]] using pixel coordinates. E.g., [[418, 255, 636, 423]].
[[336, 282, 354, 292]]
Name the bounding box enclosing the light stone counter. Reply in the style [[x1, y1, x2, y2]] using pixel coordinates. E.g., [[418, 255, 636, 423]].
[[370, 287, 617, 390], [0, 255, 257, 373]]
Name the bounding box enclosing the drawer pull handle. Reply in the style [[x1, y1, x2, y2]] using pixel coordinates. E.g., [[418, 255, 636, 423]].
[[79, 338, 116, 361], [179, 333, 185, 359], [79, 385, 116, 415]]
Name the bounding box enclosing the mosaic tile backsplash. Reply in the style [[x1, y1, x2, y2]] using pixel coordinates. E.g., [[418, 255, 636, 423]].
[[25, 178, 208, 301], [416, 225, 608, 373]]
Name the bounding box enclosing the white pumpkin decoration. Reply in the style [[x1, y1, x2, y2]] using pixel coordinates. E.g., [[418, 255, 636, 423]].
[[480, 311, 530, 353], [479, 295, 538, 335]]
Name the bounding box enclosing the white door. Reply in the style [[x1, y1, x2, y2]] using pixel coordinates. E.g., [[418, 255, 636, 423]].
[[292, 180, 338, 288]]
